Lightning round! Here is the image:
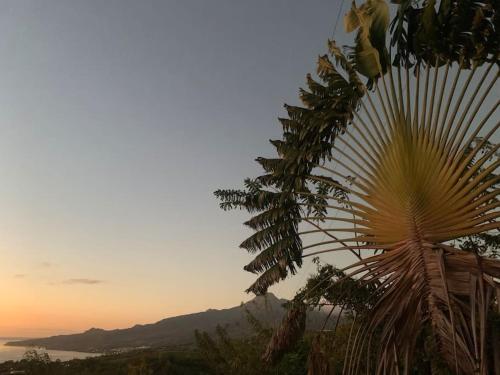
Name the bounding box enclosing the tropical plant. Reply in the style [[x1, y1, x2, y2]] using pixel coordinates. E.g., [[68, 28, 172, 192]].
[[262, 260, 380, 373], [215, 0, 499, 373], [195, 311, 308, 375]]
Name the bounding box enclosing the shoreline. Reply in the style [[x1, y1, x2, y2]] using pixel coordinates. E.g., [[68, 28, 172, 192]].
[[4, 342, 101, 355]]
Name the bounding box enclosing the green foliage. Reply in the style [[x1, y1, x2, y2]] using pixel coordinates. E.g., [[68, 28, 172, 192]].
[[0, 349, 212, 375], [195, 311, 308, 375], [390, 0, 499, 67], [214, 40, 364, 294], [296, 259, 378, 313], [458, 232, 500, 258]]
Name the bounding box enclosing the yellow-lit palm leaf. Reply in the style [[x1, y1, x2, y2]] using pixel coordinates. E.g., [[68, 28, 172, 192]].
[[301, 58, 499, 374]]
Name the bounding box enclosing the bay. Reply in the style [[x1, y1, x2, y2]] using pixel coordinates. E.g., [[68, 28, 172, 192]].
[[0, 338, 101, 364]]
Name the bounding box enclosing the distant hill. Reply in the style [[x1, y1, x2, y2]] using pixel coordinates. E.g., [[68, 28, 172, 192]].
[[6, 294, 328, 353]]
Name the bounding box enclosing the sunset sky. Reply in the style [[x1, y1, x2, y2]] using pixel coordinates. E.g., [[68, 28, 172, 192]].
[[0, 0, 357, 337]]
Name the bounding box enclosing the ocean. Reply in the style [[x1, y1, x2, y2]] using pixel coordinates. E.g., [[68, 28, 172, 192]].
[[0, 338, 101, 364]]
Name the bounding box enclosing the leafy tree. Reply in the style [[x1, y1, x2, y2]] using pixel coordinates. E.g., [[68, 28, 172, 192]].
[[18, 350, 54, 375], [0, 349, 212, 375], [215, 0, 500, 373], [195, 310, 308, 375]]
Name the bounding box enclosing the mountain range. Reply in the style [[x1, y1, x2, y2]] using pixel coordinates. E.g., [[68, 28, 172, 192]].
[[6, 294, 328, 353]]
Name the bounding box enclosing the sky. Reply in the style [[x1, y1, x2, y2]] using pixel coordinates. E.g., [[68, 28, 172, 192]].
[[0, 0, 358, 337]]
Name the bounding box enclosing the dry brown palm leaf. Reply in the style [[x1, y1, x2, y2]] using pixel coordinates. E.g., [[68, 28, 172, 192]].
[[307, 335, 332, 375], [262, 301, 306, 364]]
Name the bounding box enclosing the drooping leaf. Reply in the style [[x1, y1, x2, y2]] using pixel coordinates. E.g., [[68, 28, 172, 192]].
[[344, 0, 390, 78]]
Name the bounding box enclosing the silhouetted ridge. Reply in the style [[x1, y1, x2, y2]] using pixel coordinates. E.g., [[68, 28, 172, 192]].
[[6, 294, 327, 353]]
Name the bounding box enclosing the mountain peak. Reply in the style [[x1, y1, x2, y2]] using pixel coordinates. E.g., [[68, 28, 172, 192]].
[[84, 328, 105, 334], [246, 293, 285, 309]]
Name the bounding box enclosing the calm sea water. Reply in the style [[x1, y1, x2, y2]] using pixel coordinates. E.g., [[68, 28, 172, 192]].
[[0, 338, 101, 364]]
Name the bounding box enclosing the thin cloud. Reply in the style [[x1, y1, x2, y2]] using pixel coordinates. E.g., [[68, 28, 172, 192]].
[[13, 274, 25, 279], [62, 278, 105, 285]]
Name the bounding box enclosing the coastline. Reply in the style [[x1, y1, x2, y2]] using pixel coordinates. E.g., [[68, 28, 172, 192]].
[[0, 339, 101, 363], [4, 341, 101, 355]]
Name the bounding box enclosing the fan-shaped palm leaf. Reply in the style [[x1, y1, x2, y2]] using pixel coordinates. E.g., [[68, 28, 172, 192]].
[[322, 60, 500, 374]]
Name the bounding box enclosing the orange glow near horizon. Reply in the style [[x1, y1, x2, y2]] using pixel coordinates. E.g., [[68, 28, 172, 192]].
[[0, 249, 297, 338], [0, 281, 252, 338], [0, 274, 254, 338]]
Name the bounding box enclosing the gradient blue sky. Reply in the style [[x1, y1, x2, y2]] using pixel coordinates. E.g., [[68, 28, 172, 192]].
[[0, 0, 357, 336]]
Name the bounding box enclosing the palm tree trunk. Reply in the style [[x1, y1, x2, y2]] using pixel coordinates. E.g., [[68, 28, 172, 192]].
[[493, 339, 500, 375], [493, 316, 500, 375]]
